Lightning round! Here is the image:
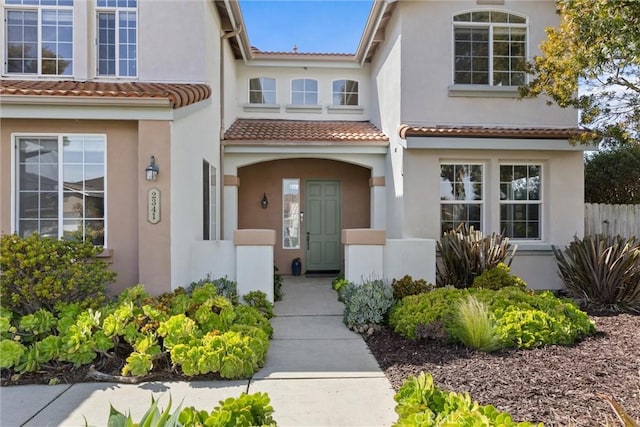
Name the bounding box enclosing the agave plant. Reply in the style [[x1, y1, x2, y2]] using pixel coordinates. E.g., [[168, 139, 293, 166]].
[[436, 224, 517, 288], [553, 234, 640, 312]]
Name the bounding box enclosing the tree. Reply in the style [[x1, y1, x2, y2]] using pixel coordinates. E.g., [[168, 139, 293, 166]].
[[521, 0, 640, 146], [584, 144, 640, 204]]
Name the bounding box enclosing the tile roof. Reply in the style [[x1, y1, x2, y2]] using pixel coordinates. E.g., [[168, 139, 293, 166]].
[[0, 80, 211, 109], [398, 125, 591, 140], [224, 119, 389, 144]]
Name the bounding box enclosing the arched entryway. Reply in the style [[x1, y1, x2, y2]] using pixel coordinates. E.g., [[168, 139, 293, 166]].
[[238, 158, 371, 275]]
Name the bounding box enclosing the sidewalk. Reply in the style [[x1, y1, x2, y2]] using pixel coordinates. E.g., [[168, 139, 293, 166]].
[[0, 277, 397, 427]]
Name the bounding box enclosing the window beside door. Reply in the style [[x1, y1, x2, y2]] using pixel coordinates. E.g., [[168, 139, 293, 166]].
[[283, 178, 300, 249]]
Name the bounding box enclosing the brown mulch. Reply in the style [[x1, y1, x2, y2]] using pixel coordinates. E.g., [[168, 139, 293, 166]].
[[364, 313, 640, 426]]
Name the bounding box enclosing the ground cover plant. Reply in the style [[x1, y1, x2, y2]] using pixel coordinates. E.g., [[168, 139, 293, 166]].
[[0, 282, 273, 384]]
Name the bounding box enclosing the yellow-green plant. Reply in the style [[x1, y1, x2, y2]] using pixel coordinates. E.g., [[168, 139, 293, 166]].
[[451, 295, 501, 352], [392, 275, 434, 300], [472, 263, 527, 291]]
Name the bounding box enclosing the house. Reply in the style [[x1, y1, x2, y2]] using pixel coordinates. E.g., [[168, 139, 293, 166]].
[[0, 0, 588, 300]]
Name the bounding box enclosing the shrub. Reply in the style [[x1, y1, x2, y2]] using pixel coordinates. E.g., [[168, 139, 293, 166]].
[[391, 275, 434, 300], [437, 225, 517, 288], [274, 265, 284, 302], [389, 287, 595, 349], [243, 291, 275, 319], [472, 263, 527, 291], [187, 275, 238, 304], [450, 295, 501, 352], [553, 234, 640, 312], [342, 278, 395, 332], [0, 233, 116, 316], [394, 372, 542, 426]]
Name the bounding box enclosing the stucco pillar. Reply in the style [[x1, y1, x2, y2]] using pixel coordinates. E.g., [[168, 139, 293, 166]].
[[223, 175, 239, 240], [234, 229, 276, 302], [137, 120, 171, 295], [370, 176, 386, 230], [342, 229, 386, 284]]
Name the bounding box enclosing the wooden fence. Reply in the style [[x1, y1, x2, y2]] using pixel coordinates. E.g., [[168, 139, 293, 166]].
[[584, 203, 640, 238]]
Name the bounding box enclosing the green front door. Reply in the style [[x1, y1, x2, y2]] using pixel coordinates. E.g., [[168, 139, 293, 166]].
[[305, 180, 341, 272]]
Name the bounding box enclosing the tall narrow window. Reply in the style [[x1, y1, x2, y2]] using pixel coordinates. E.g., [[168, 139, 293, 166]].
[[332, 80, 359, 106], [291, 79, 318, 105], [16, 135, 106, 245], [453, 11, 526, 86], [5, 0, 73, 75], [283, 179, 300, 249], [249, 77, 276, 104], [440, 163, 484, 234], [96, 0, 137, 76], [500, 164, 542, 239], [202, 160, 216, 240]]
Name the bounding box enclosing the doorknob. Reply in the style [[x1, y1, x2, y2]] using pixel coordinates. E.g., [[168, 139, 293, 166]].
[[306, 232, 310, 250]]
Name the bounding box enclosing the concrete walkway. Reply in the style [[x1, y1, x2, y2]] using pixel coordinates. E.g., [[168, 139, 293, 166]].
[[0, 277, 397, 427]]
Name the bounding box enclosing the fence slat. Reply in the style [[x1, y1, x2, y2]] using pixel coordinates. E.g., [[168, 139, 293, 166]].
[[585, 203, 640, 238]]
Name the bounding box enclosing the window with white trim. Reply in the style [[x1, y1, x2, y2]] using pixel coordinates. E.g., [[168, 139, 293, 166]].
[[16, 135, 106, 245], [440, 163, 484, 234], [5, 0, 73, 75], [203, 160, 216, 240], [453, 11, 526, 86], [249, 77, 276, 104], [332, 79, 358, 106], [500, 164, 542, 239], [283, 179, 300, 249], [96, 0, 137, 77], [291, 78, 318, 105]]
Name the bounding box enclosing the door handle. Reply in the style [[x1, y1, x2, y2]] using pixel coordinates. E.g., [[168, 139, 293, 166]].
[[306, 232, 310, 250]]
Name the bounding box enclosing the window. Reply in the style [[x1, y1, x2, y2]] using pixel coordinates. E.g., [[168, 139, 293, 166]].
[[249, 77, 276, 104], [16, 135, 106, 245], [332, 80, 359, 106], [453, 11, 526, 86], [291, 79, 318, 105], [203, 160, 216, 240], [440, 163, 483, 234], [5, 0, 73, 75], [500, 164, 542, 239], [283, 179, 300, 249], [96, 0, 137, 77]]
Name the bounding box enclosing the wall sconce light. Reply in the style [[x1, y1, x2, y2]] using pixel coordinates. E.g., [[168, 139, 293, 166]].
[[145, 155, 159, 181], [261, 193, 269, 209]]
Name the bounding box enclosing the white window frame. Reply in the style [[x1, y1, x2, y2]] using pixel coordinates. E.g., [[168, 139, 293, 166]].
[[290, 78, 318, 105], [248, 77, 277, 105], [498, 162, 543, 241], [439, 162, 485, 235], [282, 178, 300, 249], [95, 0, 137, 77], [331, 79, 359, 106], [4, 0, 74, 76], [452, 10, 528, 87], [202, 160, 216, 241], [11, 133, 108, 247]]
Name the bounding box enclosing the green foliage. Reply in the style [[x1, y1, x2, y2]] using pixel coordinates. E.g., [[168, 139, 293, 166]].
[[273, 265, 284, 302], [187, 275, 238, 304], [342, 279, 395, 331], [585, 145, 640, 204], [554, 235, 640, 312], [437, 225, 517, 288], [108, 392, 276, 427], [471, 263, 527, 291], [389, 287, 595, 349], [450, 296, 501, 353], [0, 339, 26, 368], [393, 372, 542, 427], [243, 291, 275, 319], [392, 275, 434, 300], [0, 233, 115, 316], [521, 0, 640, 145]]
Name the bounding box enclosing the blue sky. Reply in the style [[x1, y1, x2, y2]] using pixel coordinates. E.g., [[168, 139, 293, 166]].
[[239, 0, 374, 54]]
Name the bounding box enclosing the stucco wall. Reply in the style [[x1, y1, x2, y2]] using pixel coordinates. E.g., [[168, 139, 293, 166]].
[[237, 158, 371, 274], [0, 119, 140, 294]]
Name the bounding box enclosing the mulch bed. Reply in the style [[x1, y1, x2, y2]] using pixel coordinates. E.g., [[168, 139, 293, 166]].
[[364, 313, 640, 426]]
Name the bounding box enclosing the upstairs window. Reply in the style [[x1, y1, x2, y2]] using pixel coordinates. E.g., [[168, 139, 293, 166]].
[[332, 80, 359, 106], [453, 11, 526, 86], [5, 0, 73, 75], [96, 0, 137, 77], [291, 78, 318, 105], [249, 77, 276, 104]]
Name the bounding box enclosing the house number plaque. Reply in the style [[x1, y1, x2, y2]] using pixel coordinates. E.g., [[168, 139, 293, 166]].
[[147, 188, 161, 224]]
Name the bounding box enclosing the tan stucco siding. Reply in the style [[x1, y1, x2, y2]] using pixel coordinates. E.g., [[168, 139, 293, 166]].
[[0, 119, 140, 295], [237, 158, 371, 274]]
